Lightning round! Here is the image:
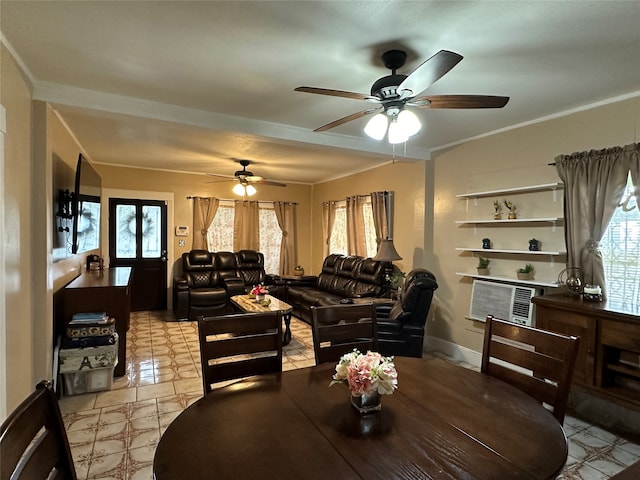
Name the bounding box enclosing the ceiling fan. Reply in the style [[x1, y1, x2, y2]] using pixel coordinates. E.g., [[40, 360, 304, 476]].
[[207, 159, 286, 196], [295, 49, 509, 143]]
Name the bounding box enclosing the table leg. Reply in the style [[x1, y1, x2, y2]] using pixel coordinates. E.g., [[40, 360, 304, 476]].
[[283, 313, 292, 345]]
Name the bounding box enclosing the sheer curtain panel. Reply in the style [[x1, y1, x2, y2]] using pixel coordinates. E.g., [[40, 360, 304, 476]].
[[346, 195, 367, 256]]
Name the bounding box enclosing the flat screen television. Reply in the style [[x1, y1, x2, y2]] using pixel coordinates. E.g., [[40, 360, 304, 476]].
[[72, 153, 102, 254]]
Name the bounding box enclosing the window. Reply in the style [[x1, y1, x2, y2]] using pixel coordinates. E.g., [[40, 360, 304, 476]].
[[207, 201, 282, 274], [601, 173, 640, 305], [328, 197, 378, 257]]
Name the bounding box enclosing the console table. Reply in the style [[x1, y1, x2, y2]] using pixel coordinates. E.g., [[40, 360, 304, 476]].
[[63, 267, 132, 377], [532, 293, 640, 409]]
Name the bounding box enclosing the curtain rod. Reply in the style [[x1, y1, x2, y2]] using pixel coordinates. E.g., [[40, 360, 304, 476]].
[[324, 191, 391, 205], [186, 196, 297, 205]]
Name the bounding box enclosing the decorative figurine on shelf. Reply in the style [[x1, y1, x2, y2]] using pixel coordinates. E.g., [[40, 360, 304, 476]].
[[504, 199, 517, 219], [482, 238, 492, 249], [294, 265, 304, 276], [528, 238, 540, 251], [492, 200, 503, 220], [477, 257, 490, 275]]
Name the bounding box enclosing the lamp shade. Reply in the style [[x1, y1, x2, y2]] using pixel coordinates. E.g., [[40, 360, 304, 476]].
[[245, 184, 257, 196], [372, 239, 402, 261], [232, 183, 246, 196], [364, 113, 388, 140], [397, 109, 421, 137], [387, 119, 409, 144]]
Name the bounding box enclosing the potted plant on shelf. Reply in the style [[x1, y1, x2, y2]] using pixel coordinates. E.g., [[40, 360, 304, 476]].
[[517, 263, 535, 280], [477, 257, 490, 275]]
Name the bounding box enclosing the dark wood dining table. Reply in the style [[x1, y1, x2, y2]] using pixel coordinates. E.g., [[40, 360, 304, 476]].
[[153, 356, 568, 480]]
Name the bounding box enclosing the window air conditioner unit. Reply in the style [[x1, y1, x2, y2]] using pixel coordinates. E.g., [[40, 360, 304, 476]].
[[469, 279, 539, 326]]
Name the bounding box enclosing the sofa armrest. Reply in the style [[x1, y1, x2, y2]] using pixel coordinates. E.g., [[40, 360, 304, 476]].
[[174, 278, 189, 291], [223, 277, 246, 297]]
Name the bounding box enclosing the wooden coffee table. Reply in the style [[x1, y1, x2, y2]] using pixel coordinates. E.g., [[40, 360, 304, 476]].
[[231, 294, 293, 345]]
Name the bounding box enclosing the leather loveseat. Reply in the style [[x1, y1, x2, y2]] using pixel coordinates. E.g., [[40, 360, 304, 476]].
[[282, 254, 386, 324], [377, 268, 438, 358], [173, 249, 269, 320]]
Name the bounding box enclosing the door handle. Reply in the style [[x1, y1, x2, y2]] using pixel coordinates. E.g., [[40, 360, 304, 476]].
[[161, 250, 168, 262]]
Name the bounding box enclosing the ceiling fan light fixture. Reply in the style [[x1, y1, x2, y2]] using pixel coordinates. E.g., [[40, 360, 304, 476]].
[[364, 113, 388, 140], [397, 109, 422, 137], [387, 117, 409, 144], [233, 182, 257, 196]]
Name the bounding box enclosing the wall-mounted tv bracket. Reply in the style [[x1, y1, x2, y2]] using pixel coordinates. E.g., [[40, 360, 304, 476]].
[[56, 189, 75, 232]]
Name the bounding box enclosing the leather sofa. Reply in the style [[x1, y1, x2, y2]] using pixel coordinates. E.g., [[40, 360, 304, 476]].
[[173, 249, 269, 320], [282, 254, 386, 324], [377, 268, 439, 358]]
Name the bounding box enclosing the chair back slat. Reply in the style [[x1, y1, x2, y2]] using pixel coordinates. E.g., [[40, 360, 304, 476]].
[[481, 315, 580, 424], [1, 381, 77, 480], [198, 312, 283, 394], [311, 303, 378, 365]]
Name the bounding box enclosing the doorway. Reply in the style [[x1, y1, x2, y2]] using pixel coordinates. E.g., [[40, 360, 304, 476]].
[[109, 198, 168, 311]]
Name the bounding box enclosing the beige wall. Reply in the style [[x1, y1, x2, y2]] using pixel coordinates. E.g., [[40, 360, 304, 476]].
[[310, 160, 429, 275], [431, 96, 640, 359], [94, 164, 314, 278], [1, 43, 35, 414]]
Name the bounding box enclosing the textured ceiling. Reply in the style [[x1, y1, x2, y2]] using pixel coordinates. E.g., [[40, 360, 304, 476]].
[[2, 1, 639, 184]]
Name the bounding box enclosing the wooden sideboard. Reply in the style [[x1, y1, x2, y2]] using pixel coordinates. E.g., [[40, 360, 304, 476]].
[[63, 267, 132, 377], [533, 293, 640, 408]]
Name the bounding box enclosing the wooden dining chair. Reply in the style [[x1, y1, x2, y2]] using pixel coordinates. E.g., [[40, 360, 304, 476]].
[[481, 315, 580, 424], [0, 380, 77, 480], [311, 303, 378, 365], [197, 312, 283, 394]]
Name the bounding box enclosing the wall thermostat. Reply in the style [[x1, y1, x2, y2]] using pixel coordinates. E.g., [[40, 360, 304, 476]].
[[175, 226, 190, 237]]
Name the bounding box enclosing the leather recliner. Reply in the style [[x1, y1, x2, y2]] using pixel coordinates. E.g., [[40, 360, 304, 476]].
[[173, 250, 241, 320], [377, 268, 439, 358]]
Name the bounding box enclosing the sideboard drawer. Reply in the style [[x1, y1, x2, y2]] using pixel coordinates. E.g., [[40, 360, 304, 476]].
[[601, 319, 640, 352]]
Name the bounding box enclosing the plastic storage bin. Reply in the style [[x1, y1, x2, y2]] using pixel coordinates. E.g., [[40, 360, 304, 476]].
[[62, 365, 115, 395]]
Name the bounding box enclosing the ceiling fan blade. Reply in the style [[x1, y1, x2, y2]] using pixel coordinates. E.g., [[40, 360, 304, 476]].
[[255, 179, 287, 187], [206, 173, 232, 179], [410, 95, 510, 109], [245, 175, 264, 182], [314, 108, 380, 132], [295, 86, 380, 102], [397, 50, 463, 98]]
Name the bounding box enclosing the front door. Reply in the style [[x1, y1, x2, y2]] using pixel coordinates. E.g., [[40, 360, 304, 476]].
[[109, 198, 168, 311]]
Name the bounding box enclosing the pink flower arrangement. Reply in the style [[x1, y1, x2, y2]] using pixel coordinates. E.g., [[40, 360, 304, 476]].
[[330, 350, 398, 396], [250, 284, 268, 296]]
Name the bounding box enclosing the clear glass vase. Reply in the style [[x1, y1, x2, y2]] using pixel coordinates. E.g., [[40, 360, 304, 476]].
[[350, 392, 381, 414]]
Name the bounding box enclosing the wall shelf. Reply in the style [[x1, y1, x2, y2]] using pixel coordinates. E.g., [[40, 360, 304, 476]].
[[455, 272, 560, 288], [455, 247, 566, 256], [455, 217, 563, 225], [455, 182, 564, 199]]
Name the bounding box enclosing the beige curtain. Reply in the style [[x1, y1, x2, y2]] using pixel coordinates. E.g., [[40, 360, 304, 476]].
[[322, 201, 337, 257], [274, 202, 296, 275], [629, 144, 640, 206], [233, 200, 260, 251], [555, 145, 632, 295], [192, 197, 219, 250], [346, 195, 367, 256], [370, 191, 389, 247]]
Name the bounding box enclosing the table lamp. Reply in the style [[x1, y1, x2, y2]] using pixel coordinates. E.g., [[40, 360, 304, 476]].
[[373, 238, 402, 297]]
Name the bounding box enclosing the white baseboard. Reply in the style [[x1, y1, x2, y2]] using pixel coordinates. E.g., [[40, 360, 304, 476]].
[[424, 336, 482, 368]]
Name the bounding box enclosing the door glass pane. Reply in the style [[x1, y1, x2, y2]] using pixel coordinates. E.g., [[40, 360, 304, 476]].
[[142, 205, 162, 258], [116, 204, 137, 258]]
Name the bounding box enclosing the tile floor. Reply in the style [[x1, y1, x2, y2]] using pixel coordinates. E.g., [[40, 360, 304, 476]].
[[58, 310, 640, 480]]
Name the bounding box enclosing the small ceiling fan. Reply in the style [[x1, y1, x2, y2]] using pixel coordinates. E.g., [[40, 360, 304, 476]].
[[207, 159, 286, 196], [295, 49, 509, 143]]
